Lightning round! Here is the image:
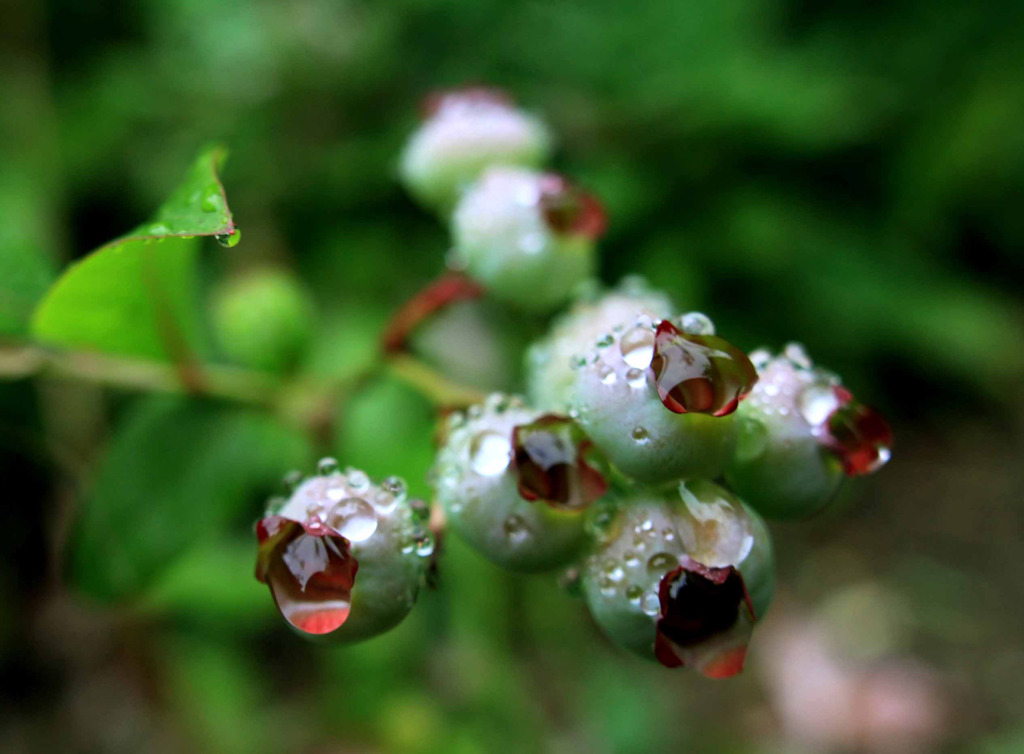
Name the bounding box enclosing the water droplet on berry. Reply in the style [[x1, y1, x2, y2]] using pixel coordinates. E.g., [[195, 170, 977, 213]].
[[631, 426, 650, 444], [326, 498, 377, 543], [382, 476, 407, 500], [797, 382, 841, 428], [626, 368, 647, 388], [415, 533, 435, 557], [256, 517, 357, 636], [784, 342, 812, 369], [626, 584, 644, 603], [680, 312, 715, 335], [650, 320, 757, 416], [647, 552, 677, 574], [317, 457, 339, 476], [598, 363, 617, 385], [470, 431, 512, 476], [641, 591, 661, 616], [347, 468, 370, 492], [620, 326, 655, 369], [503, 514, 529, 543]]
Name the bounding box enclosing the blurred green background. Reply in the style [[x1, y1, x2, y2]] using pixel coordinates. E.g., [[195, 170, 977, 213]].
[[2, 0, 1023, 751]]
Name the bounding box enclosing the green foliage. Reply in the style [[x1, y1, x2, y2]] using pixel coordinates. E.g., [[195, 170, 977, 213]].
[[70, 397, 311, 600], [0, 239, 55, 336], [31, 146, 235, 362]]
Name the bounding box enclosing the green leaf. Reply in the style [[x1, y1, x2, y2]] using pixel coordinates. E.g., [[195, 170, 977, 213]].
[[0, 239, 55, 337], [31, 145, 236, 362], [137, 538, 273, 630], [70, 396, 311, 600]]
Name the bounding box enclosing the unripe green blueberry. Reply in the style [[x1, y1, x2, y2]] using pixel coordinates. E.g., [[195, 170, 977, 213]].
[[433, 394, 606, 573], [450, 167, 605, 312], [255, 461, 433, 643], [211, 268, 314, 373], [568, 313, 756, 483], [525, 277, 675, 412], [725, 344, 893, 520], [582, 481, 774, 678], [400, 88, 553, 211]]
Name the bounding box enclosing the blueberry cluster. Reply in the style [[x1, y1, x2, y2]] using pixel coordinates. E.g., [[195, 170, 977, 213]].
[[255, 88, 892, 677]]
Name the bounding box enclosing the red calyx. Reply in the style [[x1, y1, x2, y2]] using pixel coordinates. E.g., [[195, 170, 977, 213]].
[[654, 556, 757, 678], [512, 414, 607, 512], [824, 386, 893, 476], [649, 319, 758, 416], [537, 174, 607, 240]]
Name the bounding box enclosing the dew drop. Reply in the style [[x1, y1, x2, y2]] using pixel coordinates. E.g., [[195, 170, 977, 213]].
[[680, 311, 715, 335], [503, 514, 529, 543], [626, 368, 647, 388], [215, 228, 241, 248], [415, 533, 435, 557], [347, 469, 370, 492], [626, 584, 644, 603], [382, 476, 407, 500], [647, 552, 677, 574], [201, 191, 223, 213], [620, 326, 655, 369], [598, 363, 617, 385], [784, 342, 812, 369], [257, 519, 357, 636], [641, 591, 661, 616], [326, 497, 378, 543], [470, 431, 512, 476], [596, 333, 614, 348], [317, 457, 339, 476], [631, 426, 649, 444], [797, 382, 841, 428]]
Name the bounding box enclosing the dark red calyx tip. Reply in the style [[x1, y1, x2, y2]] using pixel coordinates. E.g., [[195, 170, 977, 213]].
[[382, 273, 486, 353], [654, 556, 756, 678], [649, 319, 758, 416], [255, 515, 359, 636], [420, 87, 513, 119], [511, 414, 607, 511], [824, 386, 893, 476], [537, 174, 607, 240]]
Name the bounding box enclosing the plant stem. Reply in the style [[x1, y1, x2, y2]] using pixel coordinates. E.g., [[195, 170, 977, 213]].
[[0, 344, 282, 405]]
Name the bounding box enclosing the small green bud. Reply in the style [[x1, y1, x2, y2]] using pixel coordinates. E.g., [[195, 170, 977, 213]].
[[211, 268, 314, 373]]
